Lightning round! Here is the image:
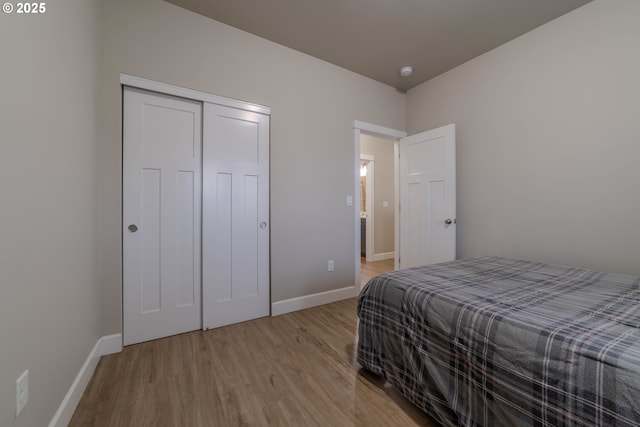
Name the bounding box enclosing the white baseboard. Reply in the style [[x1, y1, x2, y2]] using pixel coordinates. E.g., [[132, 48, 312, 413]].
[[272, 286, 357, 316], [49, 334, 122, 427], [371, 251, 395, 261], [97, 334, 122, 357]]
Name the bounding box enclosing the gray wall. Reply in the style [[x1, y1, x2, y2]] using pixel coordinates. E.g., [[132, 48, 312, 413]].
[[0, 0, 101, 425], [361, 135, 395, 256], [407, 0, 640, 275], [98, 0, 406, 334]]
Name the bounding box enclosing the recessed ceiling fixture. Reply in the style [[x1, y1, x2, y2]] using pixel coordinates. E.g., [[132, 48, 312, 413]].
[[400, 66, 413, 77]]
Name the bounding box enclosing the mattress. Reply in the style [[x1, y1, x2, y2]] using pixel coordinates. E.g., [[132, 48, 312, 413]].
[[357, 257, 640, 426]]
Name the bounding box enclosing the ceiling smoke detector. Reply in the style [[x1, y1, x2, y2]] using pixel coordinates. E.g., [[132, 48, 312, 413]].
[[400, 66, 413, 77]]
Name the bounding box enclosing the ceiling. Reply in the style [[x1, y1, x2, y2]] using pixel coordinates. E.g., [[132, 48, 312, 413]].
[[165, 0, 592, 92]]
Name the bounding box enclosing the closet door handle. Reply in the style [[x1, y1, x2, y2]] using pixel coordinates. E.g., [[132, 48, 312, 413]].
[[259, 221, 268, 229], [444, 218, 453, 225], [128, 224, 138, 233]]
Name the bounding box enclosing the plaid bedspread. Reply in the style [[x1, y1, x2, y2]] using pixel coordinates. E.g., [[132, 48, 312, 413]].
[[357, 257, 640, 426]]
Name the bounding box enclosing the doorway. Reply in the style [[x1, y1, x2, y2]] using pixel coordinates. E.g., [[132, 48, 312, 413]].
[[360, 135, 398, 263], [353, 121, 406, 291], [353, 121, 457, 292]]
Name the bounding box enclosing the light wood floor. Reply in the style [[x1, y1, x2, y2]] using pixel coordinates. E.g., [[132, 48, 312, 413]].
[[70, 298, 438, 427], [360, 258, 395, 287]]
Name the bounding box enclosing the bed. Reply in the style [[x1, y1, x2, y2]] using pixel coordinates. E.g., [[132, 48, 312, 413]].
[[357, 257, 640, 426]]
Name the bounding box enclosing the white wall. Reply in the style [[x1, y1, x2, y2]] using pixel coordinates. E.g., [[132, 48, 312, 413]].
[[98, 0, 406, 333], [0, 1, 101, 425], [361, 135, 395, 255], [407, 0, 640, 275]]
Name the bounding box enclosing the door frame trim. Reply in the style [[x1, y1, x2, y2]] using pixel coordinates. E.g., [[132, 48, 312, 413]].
[[120, 73, 271, 115], [360, 154, 374, 261], [353, 121, 406, 293]]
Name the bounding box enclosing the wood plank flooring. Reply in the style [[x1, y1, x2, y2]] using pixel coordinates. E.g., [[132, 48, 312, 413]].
[[70, 298, 438, 427], [360, 258, 394, 287]]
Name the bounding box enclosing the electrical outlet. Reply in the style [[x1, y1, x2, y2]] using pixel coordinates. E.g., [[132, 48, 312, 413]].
[[328, 260, 335, 272], [16, 369, 28, 416]]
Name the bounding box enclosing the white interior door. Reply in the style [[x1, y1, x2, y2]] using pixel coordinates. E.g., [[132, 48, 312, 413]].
[[399, 124, 456, 269], [202, 103, 270, 329], [123, 87, 202, 345]]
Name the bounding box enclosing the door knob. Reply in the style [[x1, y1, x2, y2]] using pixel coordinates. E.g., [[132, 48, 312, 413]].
[[259, 221, 268, 229], [128, 224, 138, 233], [444, 218, 453, 225]]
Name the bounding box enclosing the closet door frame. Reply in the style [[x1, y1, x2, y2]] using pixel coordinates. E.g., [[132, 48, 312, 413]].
[[121, 74, 271, 116], [120, 74, 271, 340]]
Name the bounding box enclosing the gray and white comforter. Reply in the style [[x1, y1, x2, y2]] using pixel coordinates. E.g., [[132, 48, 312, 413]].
[[357, 257, 640, 426]]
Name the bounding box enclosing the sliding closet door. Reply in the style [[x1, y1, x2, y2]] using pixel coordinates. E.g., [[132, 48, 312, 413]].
[[123, 87, 202, 345], [202, 103, 270, 329]]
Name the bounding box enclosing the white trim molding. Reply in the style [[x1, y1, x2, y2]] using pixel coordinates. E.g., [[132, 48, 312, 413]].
[[354, 120, 406, 140], [271, 286, 356, 316], [360, 154, 374, 262], [48, 334, 122, 427], [120, 74, 271, 115], [354, 128, 363, 291], [372, 251, 395, 261]]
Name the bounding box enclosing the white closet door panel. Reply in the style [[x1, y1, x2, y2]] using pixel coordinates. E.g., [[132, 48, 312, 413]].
[[140, 168, 161, 313], [239, 174, 259, 298], [176, 170, 197, 307], [123, 87, 202, 345], [213, 172, 233, 302], [203, 103, 270, 329]]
